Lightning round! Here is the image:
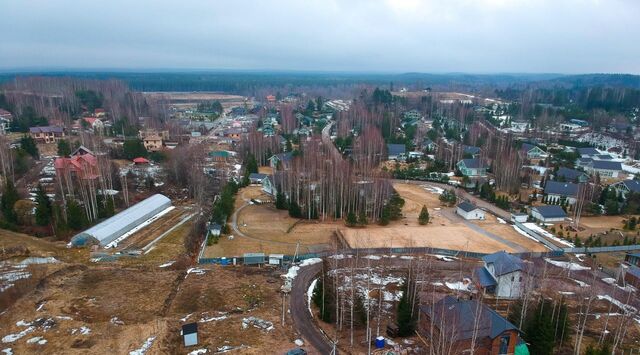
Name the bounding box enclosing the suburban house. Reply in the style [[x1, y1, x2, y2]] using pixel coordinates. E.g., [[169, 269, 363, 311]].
[[575, 157, 593, 169], [29, 126, 65, 144], [457, 159, 488, 177], [269, 152, 293, 170], [555, 167, 589, 183], [142, 134, 163, 152], [510, 213, 528, 223], [54, 152, 99, 181], [612, 180, 640, 199], [249, 173, 267, 184], [531, 205, 567, 223], [577, 147, 600, 158], [261, 175, 277, 196], [456, 202, 485, 220], [544, 181, 578, 205], [520, 143, 547, 160], [624, 264, 640, 289], [584, 160, 622, 178], [626, 252, 640, 267], [462, 145, 481, 158], [83, 117, 104, 133], [0, 109, 12, 134], [421, 138, 435, 151], [419, 296, 526, 355], [510, 119, 529, 132], [387, 143, 406, 160], [475, 251, 524, 298]]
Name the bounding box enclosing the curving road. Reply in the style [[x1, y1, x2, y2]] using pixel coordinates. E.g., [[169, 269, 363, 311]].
[[290, 262, 336, 354]]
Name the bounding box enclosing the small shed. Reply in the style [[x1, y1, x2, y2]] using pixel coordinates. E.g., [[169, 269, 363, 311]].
[[268, 254, 285, 265], [510, 213, 528, 223], [181, 322, 198, 347], [456, 202, 485, 220], [244, 253, 265, 265]]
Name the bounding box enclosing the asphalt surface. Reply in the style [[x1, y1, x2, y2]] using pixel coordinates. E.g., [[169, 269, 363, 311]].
[[289, 262, 336, 354]]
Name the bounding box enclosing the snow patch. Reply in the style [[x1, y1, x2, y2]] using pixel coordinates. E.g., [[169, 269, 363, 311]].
[[188, 349, 208, 355], [497, 217, 506, 224], [431, 254, 457, 262], [158, 261, 175, 268], [299, 258, 322, 267], [1, 349, 12, 355], [523, 223, 574, 247], [445, 279, 472, 292], [199, 314, 228, 323], [363, 255, 382, 260], [544, 258, 590, 271], [2, 327, 35, 343], [26, 337, 47, 345], [294, 339, 304, 346], [307, 278, 318, 318], [129, 336, 156, 355], [597, 295, 638, 314]]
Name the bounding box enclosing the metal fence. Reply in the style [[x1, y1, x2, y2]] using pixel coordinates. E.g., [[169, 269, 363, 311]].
[[563, 245, 640, 254]]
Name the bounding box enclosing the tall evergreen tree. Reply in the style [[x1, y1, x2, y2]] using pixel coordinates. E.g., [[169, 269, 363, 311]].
[[34, 184, 52, 226], [1, 180, 20, 224], [396, 273, 418, 336], [66, 199, 87, 230], [418, 205, 429, 225], [57, 139, 72, 157], [19, 135, 39, 159]]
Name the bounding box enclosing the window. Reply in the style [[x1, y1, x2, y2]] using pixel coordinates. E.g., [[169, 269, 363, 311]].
[[499, 335, 510, 354]]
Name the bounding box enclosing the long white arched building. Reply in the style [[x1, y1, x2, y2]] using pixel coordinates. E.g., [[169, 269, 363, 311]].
[[70, 194, 172, 247]]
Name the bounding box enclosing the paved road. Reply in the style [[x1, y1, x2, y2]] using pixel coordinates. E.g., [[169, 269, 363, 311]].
[[290, 262, 336, 354]]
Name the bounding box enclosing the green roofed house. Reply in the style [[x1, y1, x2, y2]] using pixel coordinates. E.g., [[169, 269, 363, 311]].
[[243, 253, 265, 265], [456, 158, 487, 177], [209, 150, 231, 162]]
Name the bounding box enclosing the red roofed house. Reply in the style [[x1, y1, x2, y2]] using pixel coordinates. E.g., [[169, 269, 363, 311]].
[[94, 108, 106, 117], [266, 95, 276, 103], [83, 117, 104, 133], [54, 153, 99, 181], [133, 157, 150, 165]]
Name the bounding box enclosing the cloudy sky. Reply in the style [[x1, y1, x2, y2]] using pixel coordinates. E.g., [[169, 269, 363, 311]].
[[1, 0, 639, 73]]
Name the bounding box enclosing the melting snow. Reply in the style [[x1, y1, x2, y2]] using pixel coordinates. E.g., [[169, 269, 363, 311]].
[[158, 261, 175, 268], [572, 279, 589, 287], [597, 295, 638, 314], [129, 336, 156, 355], [299, 258, 322, 267], [26, 337, 47, 345], [188, 349, 208, 355], [2, 327, 35, 343], [1, 349, 12, 355], [399, 256, 414, 260], [180, 313, 193, 322], [199, 314, 228, 323], [497, 217, 506, 224], [294, 339, 304, 346], [363, 255, 382, 260], [307, 278, 318, 317], [431, 254, 457, 262], [544, 258, 590, 271], [523, 223, 574, 247], [445, 279, 472, 292]]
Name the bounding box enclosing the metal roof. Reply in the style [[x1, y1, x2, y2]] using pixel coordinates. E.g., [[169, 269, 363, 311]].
[[592, 160, 622, 171], [71, 194, 171, 246], [387, 144, 406, 156], [556, 167, 587, 181], [460, 158, 485, 169], [475, 266, 497, 287], [532, 205, 567, 219], [482, 251, 523, 276], [544, 181, 578, 197], [621, 180, 640, 193], [421, 296, 520, 341], [182, 322, 198, 334], [457, 201, 479, 213], [577, 147, 599, 156]]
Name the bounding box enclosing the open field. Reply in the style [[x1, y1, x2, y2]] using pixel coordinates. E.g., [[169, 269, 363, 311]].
[[0, 262, 301, 354], [203, 186, 336, 258], [472, 214, 549, 252]]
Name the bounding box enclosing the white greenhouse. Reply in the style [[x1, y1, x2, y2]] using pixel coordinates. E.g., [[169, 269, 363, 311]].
[[71, 194, 172, 247]]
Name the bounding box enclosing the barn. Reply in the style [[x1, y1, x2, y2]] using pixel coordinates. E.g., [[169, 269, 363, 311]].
[[70, 194, 172, 247], [456, 202, 485, 220]]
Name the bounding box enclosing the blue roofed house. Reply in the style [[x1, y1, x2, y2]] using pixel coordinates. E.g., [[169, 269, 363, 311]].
[[474, 251, 524, 298], [419, 296, 525, 355], [462, 145, 481, 158], [577, 147, 600, 158], [555, 167, 589, 183], [261, 175, 277, 196], [531, 205, 567, 223], [544, 181, 578, 205], [585, 160, 622, 179], [387, 144, 406, 160], [612, 180, 640, 200], [456, 159, 487, 177]]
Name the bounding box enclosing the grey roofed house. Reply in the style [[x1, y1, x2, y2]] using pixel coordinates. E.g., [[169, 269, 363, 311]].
[[619, 180, 640, 193], [577, 147, 599, 156], [596, 154, 613, 160], [249, 173, 267, 181], [387, 143, 406, 157], [460, 158, 485, 169], [482, 251, 523, 276], [577, 157, 593, 165], [463, 145, 481, 156], [592, 160, 622, 171], [457, 201, 479, 213], [555, 167, 588, 182], [29, 126, 64, 134], [70, 194, 172, 247], [420, 296, 520, 340], [544, 181, 578, 197], [532, 205, 567, 219]]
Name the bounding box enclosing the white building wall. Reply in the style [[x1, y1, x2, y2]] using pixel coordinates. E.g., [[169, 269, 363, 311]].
[[457, 207, 486, 220], [495, 271, 522, 298]]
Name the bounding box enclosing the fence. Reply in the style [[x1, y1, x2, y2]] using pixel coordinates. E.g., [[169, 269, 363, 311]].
[[198, 246, 560, 265], [563, 245, 640, 254]]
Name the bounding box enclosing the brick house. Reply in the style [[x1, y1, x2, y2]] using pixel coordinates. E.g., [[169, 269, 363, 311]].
[[419, 296, 525, 355]]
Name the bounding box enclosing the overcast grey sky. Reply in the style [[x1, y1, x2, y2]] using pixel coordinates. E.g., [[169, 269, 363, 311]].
[[1, 0, 639, 73]]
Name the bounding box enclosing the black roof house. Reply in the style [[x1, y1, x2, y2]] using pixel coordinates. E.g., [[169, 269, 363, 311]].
[[544, 181, 578, 197]]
